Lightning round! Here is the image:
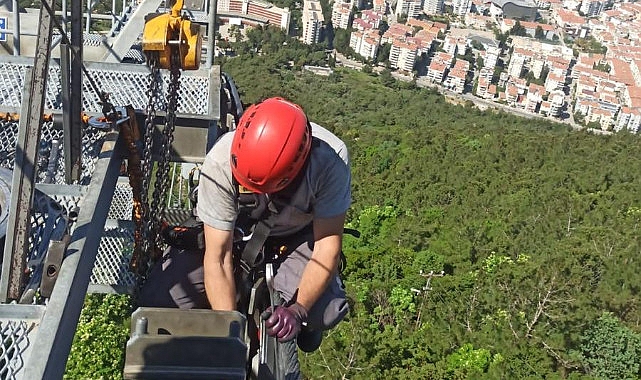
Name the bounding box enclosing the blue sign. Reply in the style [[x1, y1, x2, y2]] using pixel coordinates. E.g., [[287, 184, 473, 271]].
[[0, 17, 6, 42]]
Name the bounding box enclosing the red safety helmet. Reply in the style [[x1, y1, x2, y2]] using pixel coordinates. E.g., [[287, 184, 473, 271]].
[[231, 97, 312, 193]]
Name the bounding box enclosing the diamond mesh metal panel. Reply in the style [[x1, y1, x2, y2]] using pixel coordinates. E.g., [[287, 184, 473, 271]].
[[0, 60, 211, 115], [0, 319, 33, 380], [91, 223, 136, 289], [81, 67, 210, 115], [0, 119, 106, 186], [108, 181, 135, 221], [92, 181, 136, 289]]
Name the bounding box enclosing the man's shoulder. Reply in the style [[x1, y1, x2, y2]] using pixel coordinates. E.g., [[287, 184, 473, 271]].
[[205, 131, 234, 161], [310, 123, 349, 165]]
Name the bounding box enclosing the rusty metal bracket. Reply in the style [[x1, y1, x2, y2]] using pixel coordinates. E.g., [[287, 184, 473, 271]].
[[39, 235, 71, 298]]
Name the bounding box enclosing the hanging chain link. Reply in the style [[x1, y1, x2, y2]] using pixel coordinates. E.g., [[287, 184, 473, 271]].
[[129, 52, 159, 277], [150, 53, 182, 260], [130, 48, 181, 279]]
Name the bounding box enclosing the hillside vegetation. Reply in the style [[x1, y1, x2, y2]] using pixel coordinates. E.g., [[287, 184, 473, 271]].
[[221, 29, 641, 379], [66, 26, 641, 379]]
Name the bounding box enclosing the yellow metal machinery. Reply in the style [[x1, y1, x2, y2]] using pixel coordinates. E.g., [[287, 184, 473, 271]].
[[142, 0, 203, 70]]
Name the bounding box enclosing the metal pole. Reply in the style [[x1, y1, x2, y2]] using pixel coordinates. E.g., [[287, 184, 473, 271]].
[[22, 131, 123, 379], [206, 0, 218, 67], [66, 0, 83, 183], [62, 0, 67, 33], [0, 0, 56, 302], [85, 0, 91, 34], [12, 0, 20, 56], [112, 0, 117, 30]]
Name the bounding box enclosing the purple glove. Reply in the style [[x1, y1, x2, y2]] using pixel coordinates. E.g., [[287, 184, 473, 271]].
[[262, 303, 308, 342]]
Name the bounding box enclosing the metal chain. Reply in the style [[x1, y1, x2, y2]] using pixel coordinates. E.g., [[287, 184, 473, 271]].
[[150, 53, 182, 258], [130, 53, 160, 277]]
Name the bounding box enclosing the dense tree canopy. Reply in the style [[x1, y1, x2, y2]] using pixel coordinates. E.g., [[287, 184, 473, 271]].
[[70, 27, 641, 380], [221, 37, 641, 379]]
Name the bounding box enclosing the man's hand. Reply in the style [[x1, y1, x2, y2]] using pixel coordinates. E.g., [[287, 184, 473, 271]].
[[262, 303, 308, 342]]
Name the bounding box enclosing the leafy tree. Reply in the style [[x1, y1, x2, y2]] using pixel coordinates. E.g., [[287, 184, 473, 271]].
[[375, 43, 391, 65], [535, 25, 545, 39], [333, 28, 351, 54], [446, 343, 503, 376], [593, 62, 610, 73], [509, 21, 527, 36], [470, 39, 485, 51], [577, 312, 641, 379], [378, 20, 389, 36], [65, 295, 132, 379]]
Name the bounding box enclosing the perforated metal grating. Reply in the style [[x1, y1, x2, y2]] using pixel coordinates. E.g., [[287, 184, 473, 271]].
[[0, 58, 211, 115], [0, 319, 34, 380], [0, 117, 139, 292], [91, 181, 137, 290], [91, 222, 137, 289], [0, 120, 106, 186]]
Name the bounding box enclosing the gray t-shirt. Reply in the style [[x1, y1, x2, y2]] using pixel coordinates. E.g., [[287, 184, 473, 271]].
[[197, 122, 351, 236]]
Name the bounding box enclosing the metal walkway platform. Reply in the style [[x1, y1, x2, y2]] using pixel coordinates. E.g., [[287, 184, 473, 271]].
[[0, 56, 225, 378]]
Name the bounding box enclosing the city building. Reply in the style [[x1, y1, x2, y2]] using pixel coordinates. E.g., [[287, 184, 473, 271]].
[[220, 0, 291, 29], [507, 52, 526, 78], [361, 9, 384, 29], [525, 83, 546, 113], [390, 39, 419, 72], [372, 0, 388, 13], [396, 0, 423, 18], [554, 8, 587, 36], [332, 1, 352, 29], [444, 60, 470, 93], [302, 0, 324, 44], [615, 107, 641, 133], [349, 30, 381, 60], [453, 0, 473, 18], [423, 0, 445, 15], [579, 0, 605, 17], [427, 61, 447, 82]]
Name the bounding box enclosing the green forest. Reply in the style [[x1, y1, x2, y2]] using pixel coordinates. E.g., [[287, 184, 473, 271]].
[[66, 27, 641, 379]]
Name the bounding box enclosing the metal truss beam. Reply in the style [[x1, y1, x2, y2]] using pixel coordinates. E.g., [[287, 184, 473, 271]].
[[0, 0, 56, 302], [21, 130, 123, 379]]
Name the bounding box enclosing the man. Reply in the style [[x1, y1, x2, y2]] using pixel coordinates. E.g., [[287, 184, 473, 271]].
[[142, 97, 351, 378]]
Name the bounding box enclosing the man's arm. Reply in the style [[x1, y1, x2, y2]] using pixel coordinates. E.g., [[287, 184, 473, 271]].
[[295, 213, 346, 311], [203, 224, 236, 310]]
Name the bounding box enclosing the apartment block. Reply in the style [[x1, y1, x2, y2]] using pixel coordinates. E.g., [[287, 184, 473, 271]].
[[222, 0, 291, 29], [442, 37, 458, 56], [423, 0, 444, 15], [545, 72, 565, 92], [507, 54, 526, 78], [302, 0, 324, 44], [390, 39, 419, 72], [372, 0, 387, 13], [361, 9, 384, 29], [396, 0, 422, 18], [579, 0, 605, 17], [525, 83, 546, 113], [616, 107, 641, 133], [427, 61, 447, 82], [452, 0, 472, 18], [349, 30, 380, 60], [332, 1, 352, 29], [548, 91, 565, 117], [477, 76, 489, 98]]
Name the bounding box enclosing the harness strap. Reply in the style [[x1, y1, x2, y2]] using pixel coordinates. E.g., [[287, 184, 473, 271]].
[[240, 217, 273, 267]]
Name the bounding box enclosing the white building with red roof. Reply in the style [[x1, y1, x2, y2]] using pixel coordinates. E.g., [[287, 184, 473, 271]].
[[615, 107, 641, 133], [390, 39, 419, 72]]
